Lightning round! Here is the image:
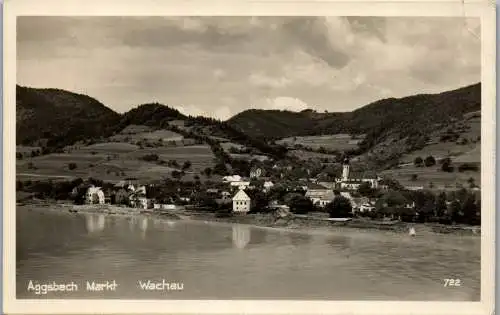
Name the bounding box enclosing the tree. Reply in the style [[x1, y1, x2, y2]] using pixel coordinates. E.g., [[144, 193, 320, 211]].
[[357, 181, 374, 198], [326, 196, 352, 218], [449, 200, 462, 223], [213, 162, 228, 176], [414, 157, 424, 167], [462, 193, 478, 224], [467, 177, 476, 188], [424, 156, 436, 167], [434, 192, 447, 218], [182, 161, 192, 170], [203, 167, 212, 178], [377, 190, 408, 208], [441, 158, 454, 172], [288, 195, 313, 214], [248, 190, 269, 212], [68, 163, 77, 170], [171, 170, 182, 179]]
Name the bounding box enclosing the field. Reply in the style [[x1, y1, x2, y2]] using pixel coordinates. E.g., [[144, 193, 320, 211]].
[[119, 124, 154, 134], [127, 145, 216, 171], [277, 134, 364, 151], [16, 144, 217, 182], [287, 149, 337, 161], [229, 153, 270, 162], [398, 114, 481, 165], [78, 142, 140, 153], [220, 142, 246, 152], [110, 129, 184, 143], [16, 146, 42, 154], [380, 165, 481, 189]]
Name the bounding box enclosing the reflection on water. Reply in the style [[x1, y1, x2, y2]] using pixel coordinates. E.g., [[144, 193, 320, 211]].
[[232, 224, 251, 249], [84, 214, 106, 234], [16, 207, 481, 301], [139, 217, 148, 239]]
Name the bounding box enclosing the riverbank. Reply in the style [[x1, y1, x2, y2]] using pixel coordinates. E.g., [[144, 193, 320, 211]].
[[17, 199, 481, 237]]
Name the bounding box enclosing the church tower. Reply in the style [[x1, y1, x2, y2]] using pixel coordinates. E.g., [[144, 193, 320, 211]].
[[342, 157, 350, 181]]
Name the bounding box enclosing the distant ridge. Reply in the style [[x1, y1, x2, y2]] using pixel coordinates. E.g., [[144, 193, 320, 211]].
[[227, 83, 481, 144]]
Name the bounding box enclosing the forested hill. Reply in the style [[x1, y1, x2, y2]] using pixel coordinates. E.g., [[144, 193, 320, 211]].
[[227, 83, 481, 143], [16, 85, 121, 148]]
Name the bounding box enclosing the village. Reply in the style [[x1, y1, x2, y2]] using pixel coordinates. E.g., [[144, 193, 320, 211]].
[[66, 157, 480, 226]]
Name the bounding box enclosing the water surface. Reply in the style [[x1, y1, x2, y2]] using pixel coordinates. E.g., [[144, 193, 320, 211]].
[[16, 207, 480, 300]]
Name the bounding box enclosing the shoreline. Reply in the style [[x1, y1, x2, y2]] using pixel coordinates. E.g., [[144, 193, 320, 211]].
[[16, 200, 481, 237]]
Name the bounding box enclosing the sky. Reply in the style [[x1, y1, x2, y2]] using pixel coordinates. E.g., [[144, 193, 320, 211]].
[[17, 16, 481, 120]]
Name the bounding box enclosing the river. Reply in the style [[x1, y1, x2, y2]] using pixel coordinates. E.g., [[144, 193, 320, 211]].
[[16, 206, 480, 300]]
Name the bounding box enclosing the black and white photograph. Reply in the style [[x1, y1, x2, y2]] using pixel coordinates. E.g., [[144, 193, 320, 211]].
[[4, 0, 496, 314]]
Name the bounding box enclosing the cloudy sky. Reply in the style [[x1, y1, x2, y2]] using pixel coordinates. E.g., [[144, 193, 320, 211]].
[[17, 16, 480, 120]]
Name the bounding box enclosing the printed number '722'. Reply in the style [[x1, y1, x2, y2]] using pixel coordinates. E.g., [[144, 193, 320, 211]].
[[443, 279, 461, 287]]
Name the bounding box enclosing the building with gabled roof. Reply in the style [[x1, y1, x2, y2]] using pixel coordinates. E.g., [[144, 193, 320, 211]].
[[232, 189, 251, 214]]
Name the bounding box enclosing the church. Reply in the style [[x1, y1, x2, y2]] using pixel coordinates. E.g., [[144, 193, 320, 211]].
[[335, 158, 380, 190]]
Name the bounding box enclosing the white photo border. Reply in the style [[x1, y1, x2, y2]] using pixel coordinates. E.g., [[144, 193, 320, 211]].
[[3, 0, 496, 314]]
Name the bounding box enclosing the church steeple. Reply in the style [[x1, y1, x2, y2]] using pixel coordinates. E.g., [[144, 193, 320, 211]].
[[342, 157, 350, 181]]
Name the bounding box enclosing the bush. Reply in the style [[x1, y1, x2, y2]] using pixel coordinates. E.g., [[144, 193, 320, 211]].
[[141, 154, 159, 162], [458, 163, 479, 172], [182, 161, 192, 170], [424, 156, 436, 167], [325, 196, 352, 218], [288, 195, 314, 214], [414, 157, 423, 167], [441, 158, 454, 172]]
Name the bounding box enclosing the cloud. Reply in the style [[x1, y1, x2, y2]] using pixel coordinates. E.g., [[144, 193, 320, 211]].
[[255, 97, 310, 112], [17, 16, 481, 119]]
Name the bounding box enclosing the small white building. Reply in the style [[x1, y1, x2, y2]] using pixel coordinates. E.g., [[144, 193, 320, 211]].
[[263, 181, 274, 192], [154, 203, 176, 210], [85, 186, 105, 204], [359, 203, 376, 213], [223, 175, 242, 183], [232, 189, 251, 214], [230, 181, 251, 190], [136, 185, 147, 195]]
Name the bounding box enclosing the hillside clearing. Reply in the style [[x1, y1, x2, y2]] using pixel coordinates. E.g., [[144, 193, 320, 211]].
[[277, 134, 364, 151]]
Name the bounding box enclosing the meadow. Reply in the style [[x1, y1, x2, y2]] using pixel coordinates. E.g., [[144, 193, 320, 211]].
[[287, 149, 338, 161], [380, 165, 481, 189], [277, 134, 364, 151], [17, 143, 216, 182]]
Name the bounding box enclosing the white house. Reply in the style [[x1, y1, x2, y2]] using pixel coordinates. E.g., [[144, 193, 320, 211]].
[[223, 175, 242, 183], [230, 181, 251, 190], [263, 181, 274, 192], [154, 203, 176, 210], [85, 186, 105, 204], [232, 189, 251, 214], [359, 203, 376, 213], [304, 183, 334, 207]]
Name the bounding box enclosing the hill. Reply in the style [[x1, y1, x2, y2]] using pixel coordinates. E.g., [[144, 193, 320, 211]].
[[228, 83, 481, 148], [17, 85, 121, 150]]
